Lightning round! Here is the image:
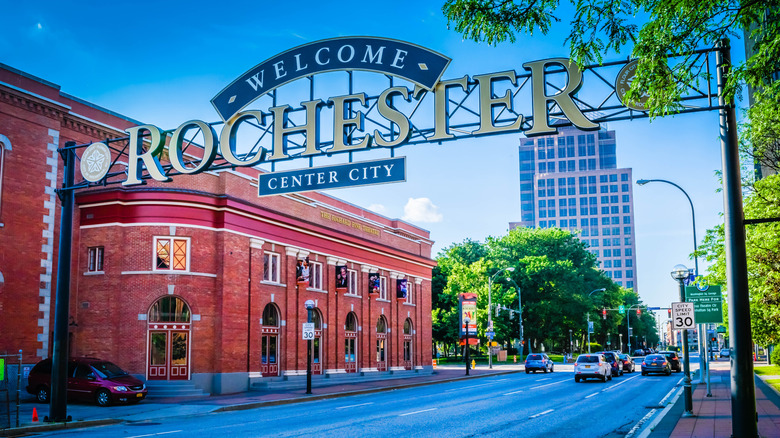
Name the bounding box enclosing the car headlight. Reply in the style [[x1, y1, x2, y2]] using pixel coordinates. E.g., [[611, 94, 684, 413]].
[[112, 386, 129, 392]]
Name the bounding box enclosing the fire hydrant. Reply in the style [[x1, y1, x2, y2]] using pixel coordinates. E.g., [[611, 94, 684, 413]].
[[513, 355, 517, 363], [471, 359, 476, 369]]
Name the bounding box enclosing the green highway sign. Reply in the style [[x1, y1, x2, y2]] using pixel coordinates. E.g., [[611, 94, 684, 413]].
[[619, 305, 625, 314], [685, 284, 724, 324]]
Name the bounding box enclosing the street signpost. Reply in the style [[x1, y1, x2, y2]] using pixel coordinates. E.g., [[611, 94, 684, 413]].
[[672, 302, 696, 330], [302, 323, 315, 340], [685, 284, 724, 324], [619, 305, 625, 314]]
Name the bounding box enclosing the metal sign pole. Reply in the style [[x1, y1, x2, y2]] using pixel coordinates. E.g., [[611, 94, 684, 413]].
[[717, 38, 758, 437], [47, 142, 75, 423]]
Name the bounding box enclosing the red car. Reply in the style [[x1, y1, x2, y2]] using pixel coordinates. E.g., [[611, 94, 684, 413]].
[[26, 358, 147, 407]]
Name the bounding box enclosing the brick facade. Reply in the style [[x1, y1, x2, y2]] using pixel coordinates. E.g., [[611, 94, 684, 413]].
[[0, 63, 435, 394]]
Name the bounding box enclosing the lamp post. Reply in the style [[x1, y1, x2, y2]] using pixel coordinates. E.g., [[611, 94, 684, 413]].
[[672, 264, 694, 417], [637, 178, 708, 393], [619, 333, 623, 353], [488, 267, 515, 369], [305, 299, 315, 395], [586, 288, 606, 353], [464, 316, 471, 376], [507, 278, 525, 362], [569, 329, 573, 357]]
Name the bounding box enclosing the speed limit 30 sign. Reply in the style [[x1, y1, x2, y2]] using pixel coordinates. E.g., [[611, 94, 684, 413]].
[[672, 302, 695, 330]]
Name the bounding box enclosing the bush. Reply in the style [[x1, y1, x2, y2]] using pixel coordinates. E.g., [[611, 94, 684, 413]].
[[587, 342, 603, 352], [770, 346, 780, 366]]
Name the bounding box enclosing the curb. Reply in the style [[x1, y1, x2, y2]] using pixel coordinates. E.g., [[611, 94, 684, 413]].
[[0, 418, 122, 437]]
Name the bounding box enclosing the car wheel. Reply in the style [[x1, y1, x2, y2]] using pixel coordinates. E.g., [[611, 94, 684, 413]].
[[95, 389, 112, 407], [641, 371, 646, 376], [575, 376, 580, 383], [608, 373, 613, 381], [543, 367, 548, 373], [550, 365, 554, 373], [600, 373, 606, 382], [525, 370, 530, 374], [36, 386, 50, 403], [666, 369, 671, 376], [620, 370, 624, 376]]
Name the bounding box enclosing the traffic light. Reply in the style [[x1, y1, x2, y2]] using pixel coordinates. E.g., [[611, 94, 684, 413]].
[[711, 336, 717, 342], [636, 308, 641, 315], [602, 308, 607, 319], [668, 308, 672, 317]]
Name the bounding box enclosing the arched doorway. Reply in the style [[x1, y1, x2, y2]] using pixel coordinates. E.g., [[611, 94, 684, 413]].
[[147, 296, 191, 380], [261, 303, 280, 377], [403, 318, 414, 370], [311, 308, 323, 374], [344, 312, 358, 373], [376, 316, 388, 371]]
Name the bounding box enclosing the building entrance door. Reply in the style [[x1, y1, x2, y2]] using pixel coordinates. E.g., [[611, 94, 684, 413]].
[[376, 336, 387, 371], [261, 332, 278, 376], [148, 329, 190, 380], [345, 337, 357, 373]]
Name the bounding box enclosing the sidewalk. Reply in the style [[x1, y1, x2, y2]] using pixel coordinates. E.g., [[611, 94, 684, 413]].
[[1, 363, 534, 437], [644, 359, 780, 437]]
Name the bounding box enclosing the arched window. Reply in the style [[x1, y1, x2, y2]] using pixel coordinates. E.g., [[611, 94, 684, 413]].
[[376, 316, 387, 333], [345, 312, 357, 332], [404, 318, 413, 335], [0, 134, 11, 220], [311, 309, 322, 329], [149, 296, 190, 323], [262, 303, 279, 327]]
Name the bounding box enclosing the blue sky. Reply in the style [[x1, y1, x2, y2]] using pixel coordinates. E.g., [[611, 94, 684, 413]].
[[2, 1, 745, 312]]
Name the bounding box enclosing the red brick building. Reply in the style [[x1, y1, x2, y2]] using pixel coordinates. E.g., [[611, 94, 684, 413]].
[[0, 63, 435, 394]]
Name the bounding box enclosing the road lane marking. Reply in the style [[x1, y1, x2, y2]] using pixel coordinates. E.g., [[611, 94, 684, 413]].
[[529, 409, 554, 419], [625, 377, 685, 438], [503, 389, 524, 395], [400, 408, 437, 417], [585, 392, 600, 398], [529, 380, 567, 390], [336, 402, 374, 409], [126, 431, 182, 438], [537, 378, 551, 381], [445, 382, 494, 392], [603, 374, 641, 391]]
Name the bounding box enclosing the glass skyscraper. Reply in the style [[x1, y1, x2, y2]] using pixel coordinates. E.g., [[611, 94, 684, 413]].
[[510, 124, 638, 291]]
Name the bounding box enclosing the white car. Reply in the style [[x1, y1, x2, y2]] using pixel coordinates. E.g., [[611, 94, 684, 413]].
[[720, 348, 730, 358], [574, 353, 612, 382]]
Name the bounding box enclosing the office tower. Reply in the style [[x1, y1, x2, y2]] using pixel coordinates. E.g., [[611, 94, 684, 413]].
[[510, 124, 638, 291]]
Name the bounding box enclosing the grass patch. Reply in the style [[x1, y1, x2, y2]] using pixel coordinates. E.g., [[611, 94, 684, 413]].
[[754, 365, 780, 376], [764, 379, 780, 393]]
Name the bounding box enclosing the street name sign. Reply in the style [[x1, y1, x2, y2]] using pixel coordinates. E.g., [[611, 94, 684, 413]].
[[672, 302, 695, 330], [685, 284, 723, 324], [302, 323, 315, 340]]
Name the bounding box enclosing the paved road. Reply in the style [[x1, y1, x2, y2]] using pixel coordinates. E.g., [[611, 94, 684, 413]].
[[28, 368, 682, 438]]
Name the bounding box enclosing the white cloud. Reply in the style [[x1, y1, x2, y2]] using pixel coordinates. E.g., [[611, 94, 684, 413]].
[[367, 204, 387, 214], [402, 197, 443, 223]]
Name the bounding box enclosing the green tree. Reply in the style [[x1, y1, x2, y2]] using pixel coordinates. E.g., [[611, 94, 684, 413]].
[[442, 0, 780, 142], [700, 174, 780, 346]]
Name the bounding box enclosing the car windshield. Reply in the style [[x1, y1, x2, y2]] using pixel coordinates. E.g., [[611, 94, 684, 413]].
[[91, 361, 128, 378], [577, 355, 598, 363], [646, 355, 664, 361], [527, 354, 542, 360], [663, 352, 677, 359], [618, 354, 628, 360]]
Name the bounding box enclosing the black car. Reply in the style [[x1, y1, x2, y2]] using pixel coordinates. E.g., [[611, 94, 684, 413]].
[[525, 353, 554, 373], [641, 354, 672, 375], [596, 351, 623, 377], [658, 351, 682, 372], [618, 353, 635, 373]]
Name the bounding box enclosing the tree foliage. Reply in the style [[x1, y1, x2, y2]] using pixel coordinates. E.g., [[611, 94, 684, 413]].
[[432, 227, 659, 354], [700, 174, 780, 345]]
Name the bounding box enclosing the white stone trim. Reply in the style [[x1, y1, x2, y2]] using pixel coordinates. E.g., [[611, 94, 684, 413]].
[[37, 129, 59, 359]]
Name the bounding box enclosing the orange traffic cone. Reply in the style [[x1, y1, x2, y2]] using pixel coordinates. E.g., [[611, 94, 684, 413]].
[[32, 407, 38, 422]]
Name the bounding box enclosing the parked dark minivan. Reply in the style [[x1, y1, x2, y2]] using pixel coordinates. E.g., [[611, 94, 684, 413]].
[[26, 358, 147, 407]]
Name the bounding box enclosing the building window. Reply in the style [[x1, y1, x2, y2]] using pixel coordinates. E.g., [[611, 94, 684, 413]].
[[380, 276, 388, 300], [624, 216, 631, 224], [309, 261, 323, 289], [626, 259, 633, 267], [348, 269, 358, 294], [406, 282, 414, 304], [87, 246, 104, 272], [614, 271, 623, 279], [263, 252, 280, 283], [613, 248, 621, 256], [627, 281, 634, 289], [155, 237, 189, 271]]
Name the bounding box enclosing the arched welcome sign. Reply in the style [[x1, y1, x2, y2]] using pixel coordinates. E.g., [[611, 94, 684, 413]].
[[71, 36, 722, 197]]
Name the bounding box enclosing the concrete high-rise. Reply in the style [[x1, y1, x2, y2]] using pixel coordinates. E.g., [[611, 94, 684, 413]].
[[510, 124, 638, 291]]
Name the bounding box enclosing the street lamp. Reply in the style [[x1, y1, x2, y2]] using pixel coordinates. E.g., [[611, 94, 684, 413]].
[[619, 333, 623, 353], [464, 316, 471, 376], [488, 267, 514, 369], [507, 277, 525, 362], [637, 178, 708, 389], [586, 288, 606, 353], [569, 329, 573, 358], [304, 299, 315, 395], [672, 264, 695, 417]]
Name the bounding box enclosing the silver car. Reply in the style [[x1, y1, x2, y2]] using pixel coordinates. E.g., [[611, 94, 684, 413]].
[[574, 353, 612, 382]]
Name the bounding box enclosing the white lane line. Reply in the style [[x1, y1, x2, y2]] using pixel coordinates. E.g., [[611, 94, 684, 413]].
[[336, 402, 374, 410], [503, 389, 524, 396], [444, 382, 494, 392], [400, 408, 437, 417], [603, 374, 641, 391], [530, 380, 567, 390], [626, 376, 685, 438], [537, 378, 552, 381], [127, 431, 182, 438], [585, 392, 600, 399], [529, 409, 554, 419]]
